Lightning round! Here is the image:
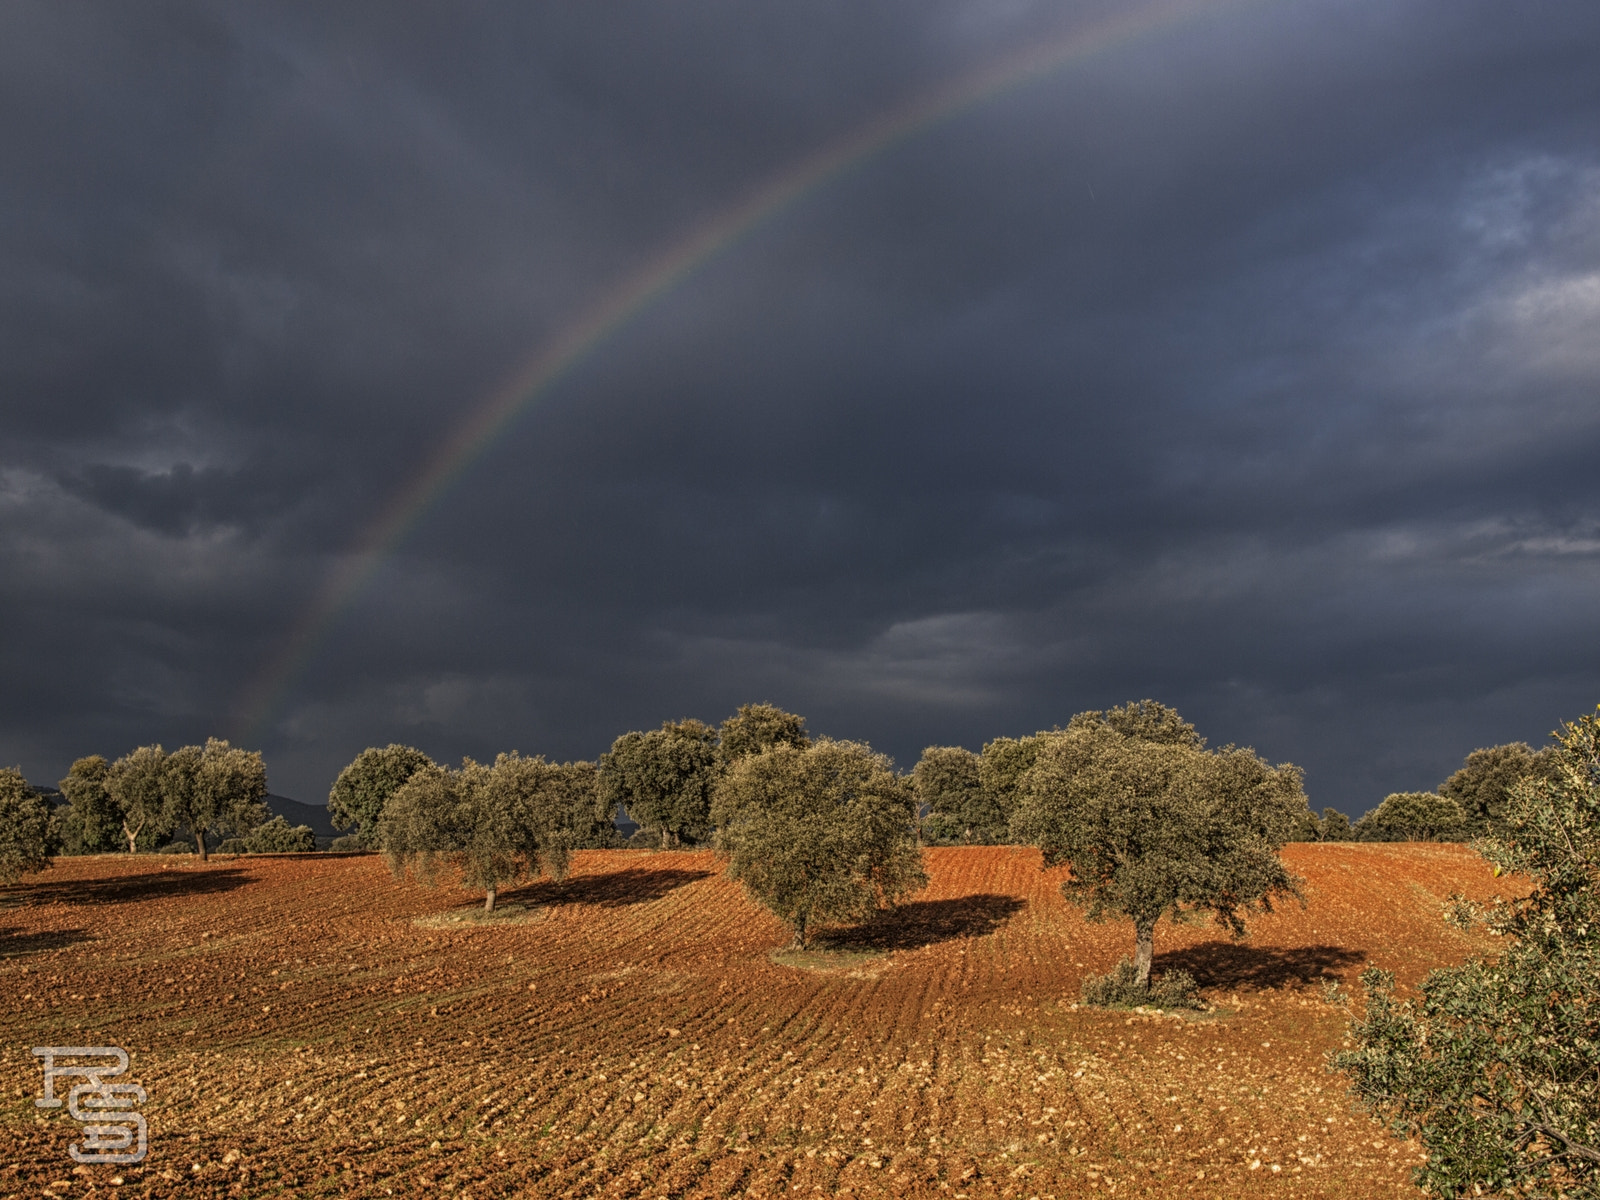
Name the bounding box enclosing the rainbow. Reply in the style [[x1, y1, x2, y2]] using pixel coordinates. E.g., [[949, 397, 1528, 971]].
[[235, 0, 1252, 741]]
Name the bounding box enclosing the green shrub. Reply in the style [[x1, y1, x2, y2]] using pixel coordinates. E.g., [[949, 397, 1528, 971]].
[[158, 841, 194, 854], [1081, 957, 1203, 1010], [241, 815, 315, 853], [0, 768, 57, 884], [328, 834, 367, 852], [1336, 706, 1600, 1197]]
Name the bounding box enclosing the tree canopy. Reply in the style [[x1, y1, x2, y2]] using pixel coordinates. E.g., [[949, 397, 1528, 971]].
[[163, 739, 269, 860], [1353, 791, 1469, 842], [711, 739, 927, 947], [978, 734, 1045, 830], [104, 744, 170, 853], [0, 767, 56, 885], [380, 752, 573, 911], [914, 745, 1004, 844], [599, 719, 719, 848], [545, 760, 616, 849], [328, 744, 436, 847], [57, 755, 122, 854], [1338, 705, 1600, 1197], [1438, 742, 1555, 836], [1069, 699, 1204, 747], [1012, 706, 1305, 988], [717, 703, 810, 768]]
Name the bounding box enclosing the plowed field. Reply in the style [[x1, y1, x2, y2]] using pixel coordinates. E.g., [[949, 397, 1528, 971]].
[[2, 844, 1514, 1199]]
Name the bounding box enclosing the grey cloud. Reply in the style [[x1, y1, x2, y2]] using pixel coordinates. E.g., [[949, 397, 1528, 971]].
[[2, 0, 1598, 813]]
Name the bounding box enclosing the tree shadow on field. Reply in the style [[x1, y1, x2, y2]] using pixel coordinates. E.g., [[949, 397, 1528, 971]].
[[516, 867, 712, 909], [1155, 942, 1367, 991], [825, 894, 1027, 952], [0, 926, 93, 958], [9, 868, 251, 908]]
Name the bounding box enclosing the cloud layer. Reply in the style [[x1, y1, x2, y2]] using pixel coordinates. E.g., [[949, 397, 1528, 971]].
[[3, 1, 1598, 812]]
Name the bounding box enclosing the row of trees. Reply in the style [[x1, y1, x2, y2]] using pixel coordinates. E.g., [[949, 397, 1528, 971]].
[[1, 739, 272, 874], [326, 700, 1303, 993], [1293, 740, 1557, 844]]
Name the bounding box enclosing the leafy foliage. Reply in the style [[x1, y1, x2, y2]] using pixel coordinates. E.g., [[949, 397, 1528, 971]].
[[1069, 699, 1204, 747], [1439, 742, 1556, 837], [717, 703, 810, 768], [224, 815, 317, 853], [915, 745, 1005, 844], [163, 739, 270, 860], [1291, 805, 1356, 842], [1353, 791, 1469, 842], [380, 752, 573, 911], [0, 766, 57, 884], [57, 755, 123, 854], [1081, 957, 1202, 1010], [1012, 705, 1305, 991], [105, 744, 170, 853], [545, 760, 619, 849], [977, 734, 1045, 831], [328, 744, 436, 847], [599, 719, 720, 848], [711, 739, 927, 947], [1337, 706, 1600, 1199]]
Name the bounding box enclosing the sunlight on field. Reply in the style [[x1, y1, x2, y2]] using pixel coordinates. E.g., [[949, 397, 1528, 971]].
[[1, 844, 1512, 1198]]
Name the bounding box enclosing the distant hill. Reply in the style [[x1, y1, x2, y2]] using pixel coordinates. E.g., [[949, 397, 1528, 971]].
[[263, 794, 340, 849]]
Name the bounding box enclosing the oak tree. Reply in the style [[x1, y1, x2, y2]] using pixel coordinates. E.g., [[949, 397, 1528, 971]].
[[599, 719, 719, 848], [1012, 706, 1305, 989], [717, 703, 810, 768], [0, 767, 56, 885], [162, 739, 269, 860], [105, 744, 171, 853], [1353, 791, 1468, 842], [978, 733, 1045, 830], [58, 756, 123, 854], [329, 744, 436, 848], [380, 752, 572, 912], [913, 745, 1003, 844], [1438, 742, 1555, 836], [711, 739, 927, 947]]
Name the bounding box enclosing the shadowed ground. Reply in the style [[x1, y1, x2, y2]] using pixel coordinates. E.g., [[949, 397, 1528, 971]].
[[825, 893, 1027, 951], [512, 864, 713, 908], [7, 866, 250, 907], [1155, 941, 1368, 990]]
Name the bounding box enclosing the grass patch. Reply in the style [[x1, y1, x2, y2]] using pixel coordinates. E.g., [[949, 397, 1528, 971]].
[[769, 946, 888, 976], [412, 902, 546, 929]]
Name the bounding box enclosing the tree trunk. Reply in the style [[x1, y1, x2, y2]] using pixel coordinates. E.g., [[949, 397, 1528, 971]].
[[1133, 917, 1156, 988], [123, 818, 143, 855], [792, 912, 808, 950], [661, 827, 670, 850], [484, 886, 497, 914], [195, 829, 208, 861]]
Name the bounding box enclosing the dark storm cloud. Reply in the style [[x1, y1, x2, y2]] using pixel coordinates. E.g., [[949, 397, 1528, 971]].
[[2, 0, 1598, 814]]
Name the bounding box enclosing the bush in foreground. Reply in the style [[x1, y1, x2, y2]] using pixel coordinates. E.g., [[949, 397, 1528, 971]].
[[1337, 705, 1600, 1198]]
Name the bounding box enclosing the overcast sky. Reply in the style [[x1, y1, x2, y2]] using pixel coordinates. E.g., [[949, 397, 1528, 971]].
[[3, 1, 1598, 814]]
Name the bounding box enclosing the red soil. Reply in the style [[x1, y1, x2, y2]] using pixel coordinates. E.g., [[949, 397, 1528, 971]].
[[1, 843, 1514, 1198]]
